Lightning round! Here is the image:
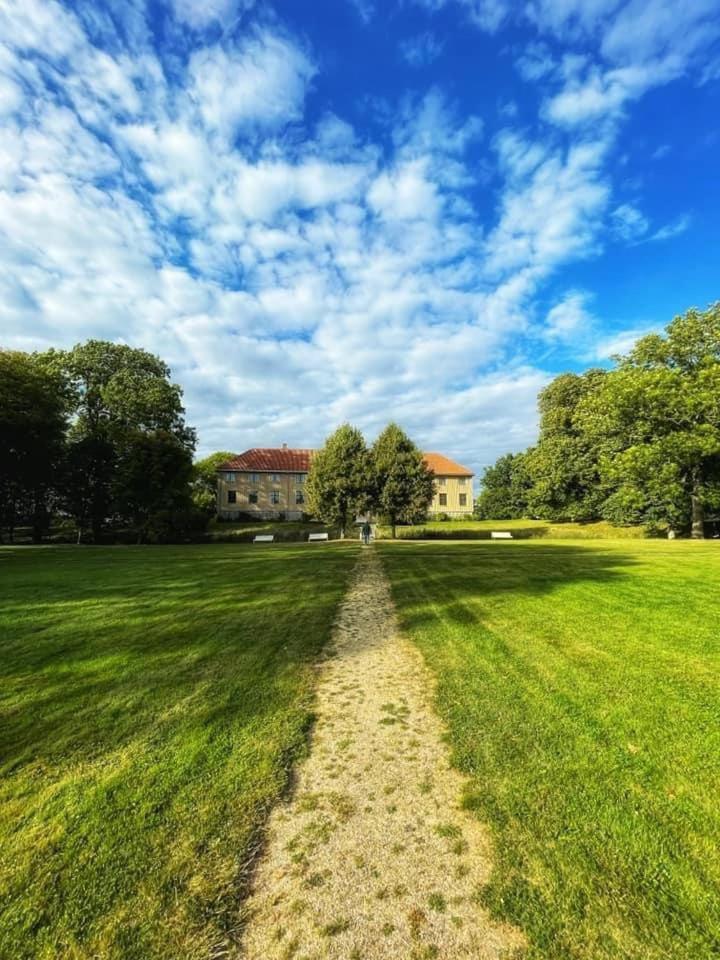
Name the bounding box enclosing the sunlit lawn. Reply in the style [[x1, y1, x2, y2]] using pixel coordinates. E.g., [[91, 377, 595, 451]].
[[378, 518, 652, 539], [379, 539, 720, 960], [0, 543, 357, 960]]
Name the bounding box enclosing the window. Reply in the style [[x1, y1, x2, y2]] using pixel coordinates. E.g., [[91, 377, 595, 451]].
[[249, 492, 258, 504], [227, 490, 237, 504], [295, 473, 306, 484], [225, 472, 236, 482], [459, 494, 467, 507], [270, 490, 280, 504], [250, 473, 259, 483], [439, 493, 447, 506], [437, 476, 446, 486], [295, 490, 304, 505], [458, 477, 467, 485], [271, 473, 281, 483]]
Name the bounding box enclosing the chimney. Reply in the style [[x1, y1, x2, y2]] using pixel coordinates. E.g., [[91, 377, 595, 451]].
[[282, 443, 287, 449]]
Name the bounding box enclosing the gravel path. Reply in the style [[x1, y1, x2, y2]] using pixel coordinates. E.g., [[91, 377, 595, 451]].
[[240, 548, 524, 960]]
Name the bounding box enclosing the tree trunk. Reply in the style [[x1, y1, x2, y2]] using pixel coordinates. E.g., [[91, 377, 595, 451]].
[[691, 470, 705, 539]]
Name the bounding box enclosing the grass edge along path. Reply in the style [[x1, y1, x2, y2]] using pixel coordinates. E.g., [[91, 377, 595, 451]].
[[378, 539, 720, 960], [240, 547, 525, 959], [0, 543, 357, 960]]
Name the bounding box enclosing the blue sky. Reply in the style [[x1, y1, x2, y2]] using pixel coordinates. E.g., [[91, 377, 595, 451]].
[[1, 0, 719, 476]]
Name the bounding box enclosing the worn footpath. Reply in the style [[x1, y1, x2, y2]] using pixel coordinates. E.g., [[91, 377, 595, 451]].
[[240, 548, 524, 960]]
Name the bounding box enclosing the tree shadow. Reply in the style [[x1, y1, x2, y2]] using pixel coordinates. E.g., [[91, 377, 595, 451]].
[[0, 545, 351, 776], [376, 540, 638, 632]]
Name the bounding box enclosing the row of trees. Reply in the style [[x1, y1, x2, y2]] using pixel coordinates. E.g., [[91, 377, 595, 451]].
[[1, 339, 433, 542], [1, 341, 201, 543], [306, 423, 434, 537], [476, 303, 720, 537]]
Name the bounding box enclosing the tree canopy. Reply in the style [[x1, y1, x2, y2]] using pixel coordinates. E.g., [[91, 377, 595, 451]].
[[192, 451, 235, 515], [306, 424, 370, 537], [477, 302, 720, 537], [0, 340, 200, 543], [371, 423, 434, 536], [0, 351, 67, 542]]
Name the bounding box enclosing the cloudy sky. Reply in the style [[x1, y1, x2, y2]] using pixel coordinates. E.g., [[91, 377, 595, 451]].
[[1, 0, 719, 474]]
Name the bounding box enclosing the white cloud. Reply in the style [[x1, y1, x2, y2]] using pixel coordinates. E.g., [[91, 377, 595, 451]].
[[171, 0, 253, 29], [485, 134, 610, 278], [592, 325, 659, 360], [1, 0, 704, 475], [611, 202, 649, 242], [543, 64, 661, 126], [188, 33, 316, 140], [400, 32, 445, 67], [367, 159, 441, 221], [0, 74, 23, 116], [544, 290, 595, 341], [650, 214, 691, 242]]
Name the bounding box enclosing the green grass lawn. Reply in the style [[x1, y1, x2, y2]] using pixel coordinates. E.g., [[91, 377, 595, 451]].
[[378, 539, 720, 960], [0, 543, 357, 960], [378, 518, 654, 539], [207, 519, 340, 542]]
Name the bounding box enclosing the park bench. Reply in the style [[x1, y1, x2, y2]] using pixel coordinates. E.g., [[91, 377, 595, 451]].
[[253, 535, 274, 543], [490, 531, 513, 540], [308, 532, 329, 542]]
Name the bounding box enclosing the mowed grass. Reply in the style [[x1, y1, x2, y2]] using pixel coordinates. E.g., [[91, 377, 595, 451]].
[[0, 543, 357, 960], [378, 518, 652, 539], [378, 539, 720, 959]]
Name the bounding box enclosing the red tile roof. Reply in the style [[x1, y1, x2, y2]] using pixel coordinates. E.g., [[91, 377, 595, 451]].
[[218, 448, 314, 473], [422, 452, 474, 477], [219, 447, 473, 477]]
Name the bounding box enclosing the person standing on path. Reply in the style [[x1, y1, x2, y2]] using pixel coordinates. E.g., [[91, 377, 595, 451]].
[[361, 520, 371, 545]]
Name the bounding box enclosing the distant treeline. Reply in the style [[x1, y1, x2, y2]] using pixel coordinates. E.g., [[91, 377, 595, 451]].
[[0, 340, 207, 544], [476, 303, 720, 538]]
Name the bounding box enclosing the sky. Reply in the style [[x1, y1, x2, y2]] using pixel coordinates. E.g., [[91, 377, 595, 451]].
[[1, 0, 719, 478]]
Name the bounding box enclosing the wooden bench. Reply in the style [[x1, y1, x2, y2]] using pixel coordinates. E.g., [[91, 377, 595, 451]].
[[253, 535, 274, 543], [490, 531, 513, 540], [308, 532, 329, 542]]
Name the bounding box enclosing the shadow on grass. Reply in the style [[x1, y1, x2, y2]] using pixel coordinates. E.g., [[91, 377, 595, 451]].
[[377, 540, 636, 631], [0, 545, 351, 776]]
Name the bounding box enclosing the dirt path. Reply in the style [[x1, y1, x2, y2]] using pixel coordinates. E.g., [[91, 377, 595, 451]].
[[240, 548, 524, 960]]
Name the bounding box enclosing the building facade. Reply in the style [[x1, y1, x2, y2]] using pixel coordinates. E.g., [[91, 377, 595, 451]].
[[217, 446, 474, 521], [217, 446, 312, 520], [422, 452, 474, 518]]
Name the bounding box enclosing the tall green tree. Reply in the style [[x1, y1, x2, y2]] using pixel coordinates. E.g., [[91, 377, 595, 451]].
[[192, 451, 235, 515], [524, 370, 607, 522], [306, 424, 370, 537], [371, 423, 434, 537], [577, 303, 720, 537], [114, 430, 195, 543], [0, 351, 67, 542], [474, 452, 530, 519], [45, 340, 196, 541]]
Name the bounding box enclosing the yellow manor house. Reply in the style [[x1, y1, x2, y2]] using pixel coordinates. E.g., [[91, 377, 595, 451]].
[[217, 446, 474, 521]]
